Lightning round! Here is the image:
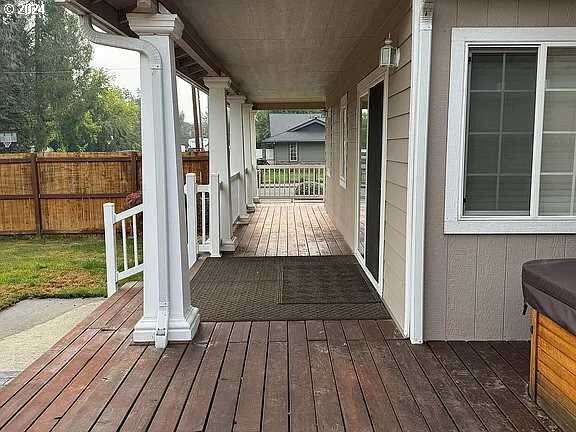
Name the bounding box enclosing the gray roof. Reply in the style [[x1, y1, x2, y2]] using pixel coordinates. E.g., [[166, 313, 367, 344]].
[[263, 114, 325, 143], [268, 113, 325, 136]]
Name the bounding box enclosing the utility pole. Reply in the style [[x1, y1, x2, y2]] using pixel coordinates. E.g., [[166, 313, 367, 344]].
[[191, 86, 201, 150]]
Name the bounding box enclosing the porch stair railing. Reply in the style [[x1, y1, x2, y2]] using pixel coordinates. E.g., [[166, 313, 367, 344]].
[[103, 172, 220, 296], [256, 164, 325, 200]]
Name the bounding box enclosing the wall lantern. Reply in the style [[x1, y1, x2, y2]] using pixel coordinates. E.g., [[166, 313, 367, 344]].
[[380, 35, 399, 68]]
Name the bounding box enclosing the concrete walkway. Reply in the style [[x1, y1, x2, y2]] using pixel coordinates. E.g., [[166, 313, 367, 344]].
[[0, 298, 104, 386]]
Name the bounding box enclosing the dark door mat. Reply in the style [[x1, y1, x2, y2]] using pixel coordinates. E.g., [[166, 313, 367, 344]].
[[280, 260, 380, 304], [190, 256, 390, 322]]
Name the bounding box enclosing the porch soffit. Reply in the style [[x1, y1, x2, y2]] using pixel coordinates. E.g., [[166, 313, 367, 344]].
[[74, 0, 404, 103], [174, 0, 402, 104]]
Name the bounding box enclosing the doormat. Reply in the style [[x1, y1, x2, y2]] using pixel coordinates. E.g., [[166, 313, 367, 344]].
[[279, 260, 380, 304], [189, 255, 390, 321]]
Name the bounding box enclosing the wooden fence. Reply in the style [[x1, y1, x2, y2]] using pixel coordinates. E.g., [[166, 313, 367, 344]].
[[0, 151, 208, 235]]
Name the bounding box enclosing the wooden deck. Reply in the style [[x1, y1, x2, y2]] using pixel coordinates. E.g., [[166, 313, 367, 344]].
[[0, 282, 560, 432], [233, 203, 351, 256]]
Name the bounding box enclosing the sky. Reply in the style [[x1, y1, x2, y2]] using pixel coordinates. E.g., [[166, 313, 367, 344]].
[[90, 43, 208, 124]]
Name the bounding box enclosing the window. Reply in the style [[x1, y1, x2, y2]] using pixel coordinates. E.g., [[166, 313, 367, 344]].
[[339, 94, 348, 188], [445, 28, 576, 234], [289, 143, 298, 162], [326, 107, 332, 177]]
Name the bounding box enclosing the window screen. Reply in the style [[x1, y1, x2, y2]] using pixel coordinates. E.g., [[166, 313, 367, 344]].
[[463, 49, 537, 215], [540, 48, 576, 216]]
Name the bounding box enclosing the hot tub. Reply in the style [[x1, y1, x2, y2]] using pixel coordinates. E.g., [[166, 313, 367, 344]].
[[523, 259, 576, 432]]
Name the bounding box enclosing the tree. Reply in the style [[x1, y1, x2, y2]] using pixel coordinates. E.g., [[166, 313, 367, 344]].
[[56, 69, 141, 152], [177, 111, 193, 150], [0, 0, 141, 152]]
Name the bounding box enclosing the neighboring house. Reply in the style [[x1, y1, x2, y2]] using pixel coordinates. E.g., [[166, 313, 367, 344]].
[[260, 114, 325, 164], [67, 0, 576, 346]]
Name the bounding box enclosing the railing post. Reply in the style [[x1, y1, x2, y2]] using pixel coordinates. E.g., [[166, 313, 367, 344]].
[[209, 173, 221, 257], [186, 173, 198, 267], [103, 203, 117, 297]]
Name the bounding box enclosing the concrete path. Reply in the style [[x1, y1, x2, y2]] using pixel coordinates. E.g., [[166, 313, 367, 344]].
[[0, 298, 104, 386]]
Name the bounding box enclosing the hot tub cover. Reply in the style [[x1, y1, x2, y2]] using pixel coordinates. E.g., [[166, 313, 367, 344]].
[[522, 259, 576, 335]]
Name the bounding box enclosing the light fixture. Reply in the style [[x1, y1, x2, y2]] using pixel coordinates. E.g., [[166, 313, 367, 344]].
[[379, 35, 399, 68]]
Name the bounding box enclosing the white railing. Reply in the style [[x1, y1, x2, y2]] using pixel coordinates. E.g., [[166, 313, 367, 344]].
[[104, 172, 220, 296], [230, 171, 241, 223], [103, 202, 144, 297], [256, 164, 325, 200], [186, 172, 220, 260]]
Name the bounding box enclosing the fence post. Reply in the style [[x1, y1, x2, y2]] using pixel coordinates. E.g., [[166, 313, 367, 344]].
[[130, 152, 139, 192], [209, 173, 221, 257], [30, 153, 42, 234], [103, 203, 117, 297], [186, 173, 198, 267]]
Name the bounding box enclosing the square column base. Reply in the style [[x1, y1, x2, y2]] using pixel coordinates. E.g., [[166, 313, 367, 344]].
[[246, 204, 256, 213], [220, 236, 238, 252], [133, 306, 200, 345], [253, 196, 260, 204], [236, 215, 250, 225]]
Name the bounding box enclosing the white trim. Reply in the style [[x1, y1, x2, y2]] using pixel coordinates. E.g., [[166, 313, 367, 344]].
[[353, 66, 389, 298], [326, 107, 332, 177], [339, 93, 348, 189], [354, 65, 389, 262], [445, 27, 576, 235], [289, 142, 298, 162], [406, 0, 433, 344]]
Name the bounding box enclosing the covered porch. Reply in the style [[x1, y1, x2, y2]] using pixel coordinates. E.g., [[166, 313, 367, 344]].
[[56, 0, 427, 347]]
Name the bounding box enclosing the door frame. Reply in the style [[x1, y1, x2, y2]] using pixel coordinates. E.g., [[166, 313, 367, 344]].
[[353, 66, 389, 297]]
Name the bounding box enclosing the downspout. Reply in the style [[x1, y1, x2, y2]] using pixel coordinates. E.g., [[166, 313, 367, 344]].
[[406, 0, 433, 344], [78, 14, 171, 348]]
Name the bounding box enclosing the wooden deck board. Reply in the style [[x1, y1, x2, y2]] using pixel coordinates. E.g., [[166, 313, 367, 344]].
[[0, 284, 560, 432], [233, 203, 347, 257]]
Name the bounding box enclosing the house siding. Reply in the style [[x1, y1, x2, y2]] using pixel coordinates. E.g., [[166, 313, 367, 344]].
[[325, 0, 412, 331], [424, 0, 576, 341], [274, 142, 325, 164]]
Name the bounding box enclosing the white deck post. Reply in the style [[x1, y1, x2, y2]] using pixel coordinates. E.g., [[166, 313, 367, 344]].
[[228, 95, 249, 223], [128, 12, 199, 346], [242, 103, 255, 212], [250, 109, 260, 203], [204, 77, 237, 252], [103, 203, 117, 297], [186, 173, 198, 268], [209, 173, 221, 257]]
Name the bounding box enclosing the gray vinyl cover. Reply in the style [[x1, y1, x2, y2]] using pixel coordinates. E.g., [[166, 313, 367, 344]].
[[522, 259, 576, 335]]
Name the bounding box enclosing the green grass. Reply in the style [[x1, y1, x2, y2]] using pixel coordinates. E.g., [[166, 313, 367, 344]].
[[0, 235, 114, 311]]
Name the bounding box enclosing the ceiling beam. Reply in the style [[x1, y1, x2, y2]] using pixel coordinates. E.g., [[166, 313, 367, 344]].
[[252, 101, 326, 111]]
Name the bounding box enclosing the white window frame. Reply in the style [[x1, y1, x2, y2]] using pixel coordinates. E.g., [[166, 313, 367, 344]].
[[289, 142, 298, 162], [339, 93, 348, 188], [326, 107, 332, 177], [445, 27, 576, 234]]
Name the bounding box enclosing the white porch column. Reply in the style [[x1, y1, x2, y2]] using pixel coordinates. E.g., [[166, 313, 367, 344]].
[[204, 77, 237, 251], [127, 12, 199, 346], [227, 95, 249, 222], [250, 109, 260, 203], [242, 103, 255, 212]]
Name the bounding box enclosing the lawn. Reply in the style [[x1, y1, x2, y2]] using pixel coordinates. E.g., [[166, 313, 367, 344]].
[[0, 236, 111, 311]]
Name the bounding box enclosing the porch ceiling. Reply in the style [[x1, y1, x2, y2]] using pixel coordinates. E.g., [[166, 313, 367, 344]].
[[76, 0, 402, 105], [170, 0, 400, 104]]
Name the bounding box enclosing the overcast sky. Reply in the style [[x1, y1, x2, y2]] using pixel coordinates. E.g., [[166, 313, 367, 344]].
[[90, 43, 208, 124]]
